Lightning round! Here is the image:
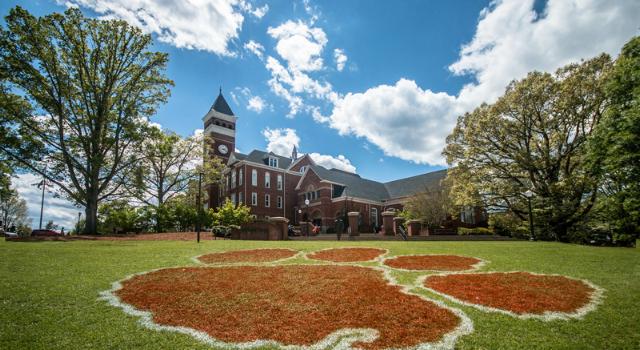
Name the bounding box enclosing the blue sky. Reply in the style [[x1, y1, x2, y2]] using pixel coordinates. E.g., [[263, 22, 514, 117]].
[[3, 0, 639, 228]]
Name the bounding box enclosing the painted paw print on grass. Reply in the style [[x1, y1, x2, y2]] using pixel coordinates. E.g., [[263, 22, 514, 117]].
[[100, 247, 603, 350]]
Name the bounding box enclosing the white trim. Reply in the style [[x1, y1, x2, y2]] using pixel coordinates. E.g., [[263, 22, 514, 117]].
[[287, 154, 317, 171], [420, 271, 605, 321], [204, 124, 236, 138]]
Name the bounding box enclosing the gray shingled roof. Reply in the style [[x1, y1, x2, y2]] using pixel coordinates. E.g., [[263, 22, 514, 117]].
[[308, 165, 390, 201], [233, 150, 292, 169], [211, 91, 234, 116], [383, 169, 447, 198]]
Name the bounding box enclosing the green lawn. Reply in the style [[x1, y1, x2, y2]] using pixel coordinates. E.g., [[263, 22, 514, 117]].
[[1, 239, 638, 349]]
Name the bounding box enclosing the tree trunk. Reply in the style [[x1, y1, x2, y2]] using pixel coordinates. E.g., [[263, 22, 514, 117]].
[[84, 196, 98, 235]]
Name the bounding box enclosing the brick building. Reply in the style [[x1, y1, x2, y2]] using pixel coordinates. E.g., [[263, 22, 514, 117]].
[[203, 91, 485, 232]]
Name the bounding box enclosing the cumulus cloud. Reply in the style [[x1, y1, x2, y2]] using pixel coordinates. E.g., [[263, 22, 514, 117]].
[[308, 153, 356, 173], [267, 20, 327, 71], [262, 127, 356, 172], [327, 79, 458, 165], [13, 173, 81, 230], [244, 40, 265, 58], [321, 0, 640, 165], [264, 20, 338, 117], [232, 87, 271, 113], [58, 0, 267, 56], [334, 48, 348, 72], [263, 128, 300, 156], [247, 96, 267, 113]]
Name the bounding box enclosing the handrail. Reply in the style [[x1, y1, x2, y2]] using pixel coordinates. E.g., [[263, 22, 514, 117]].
[[397, 225, 408, 241]]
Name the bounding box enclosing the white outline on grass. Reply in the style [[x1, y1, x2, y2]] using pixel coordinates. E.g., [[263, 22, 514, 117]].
[[381, 254, 488, 273], [100, 262, 473, 350], [305, 247, 390, 263], [419, 271, 605, 321], [192, 248, 303, 266]]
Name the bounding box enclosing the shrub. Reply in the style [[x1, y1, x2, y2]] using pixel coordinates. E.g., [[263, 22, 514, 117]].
[[489, 212, 529, 238], [457, 227, 494, 235]]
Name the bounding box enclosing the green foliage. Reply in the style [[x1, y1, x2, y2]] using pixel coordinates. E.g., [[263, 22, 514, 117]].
[[0, 188, 29, 230], [457, 227, 494, 235], [0, 6, 173, 234], [212, 200, 252, 228], [587, 36, 640, 239], [488, 212, 528, 238], [444, 54, 612, 242], [98, 201, 145, 234]]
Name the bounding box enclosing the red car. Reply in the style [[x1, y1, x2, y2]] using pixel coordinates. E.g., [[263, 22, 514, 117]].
[[31, 229, 62, 237]]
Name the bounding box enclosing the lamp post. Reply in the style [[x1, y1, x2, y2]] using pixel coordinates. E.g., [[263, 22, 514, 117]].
[[524, 189, 535, 241], [197, 172, 203, 243], [76, 212, 81, 234], [304, 198, 310, 239]]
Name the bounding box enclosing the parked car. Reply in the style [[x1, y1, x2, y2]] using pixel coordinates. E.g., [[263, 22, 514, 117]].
[[4, 231, 18, 238], [31, 229, 62, 237]]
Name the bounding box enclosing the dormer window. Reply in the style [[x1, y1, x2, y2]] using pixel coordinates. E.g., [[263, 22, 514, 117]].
[[268, 157, 278, 168], [300, 166, 307, 173]]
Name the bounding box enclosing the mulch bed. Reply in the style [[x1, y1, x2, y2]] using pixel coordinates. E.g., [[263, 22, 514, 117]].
[[383, 255, 481, 271], [197, 249, 297, 264], [306, 248, 386, 262], [424, 272, 595, 315], [116, 265, 461, 349]]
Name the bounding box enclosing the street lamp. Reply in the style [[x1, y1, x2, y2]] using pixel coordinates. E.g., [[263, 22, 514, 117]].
[[523, 189, 535, 241], [304, 198, 310, 238]]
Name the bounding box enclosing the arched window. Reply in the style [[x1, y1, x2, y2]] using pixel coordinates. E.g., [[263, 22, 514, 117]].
[[238, 169, 243, 186], [265, 172, 271, 188], [251, 169, 257, 186], [277, 174, 283, 190]]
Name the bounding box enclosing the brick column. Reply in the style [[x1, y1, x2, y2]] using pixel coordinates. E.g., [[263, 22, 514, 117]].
[[348, 212, 360, 236], [393, 217, 405, 235], [406, 220, 422, 236], [381, 211, 395, 235], [269, 217, 289, 240]]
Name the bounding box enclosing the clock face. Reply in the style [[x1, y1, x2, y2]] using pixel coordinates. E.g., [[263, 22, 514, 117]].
[[218, 144, 229, 155]]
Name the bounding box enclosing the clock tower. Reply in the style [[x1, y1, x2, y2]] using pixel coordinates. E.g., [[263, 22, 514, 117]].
[[203, 88, 236, 209]]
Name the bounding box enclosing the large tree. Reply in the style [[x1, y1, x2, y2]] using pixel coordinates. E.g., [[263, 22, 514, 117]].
[[587, 36, 640, 237], [0, 7, 172, 233], [0, 188, 29, 231], [444, 54, 611, 241]]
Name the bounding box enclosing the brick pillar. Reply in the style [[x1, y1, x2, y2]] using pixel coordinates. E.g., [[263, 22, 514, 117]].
[[269, 217, 289, 240], [381, 211, 395, 235], [300, 221, 308, 237], [393, 217, 405, 235], [348, 212, 360, 236], [406, 220, 422, 236]]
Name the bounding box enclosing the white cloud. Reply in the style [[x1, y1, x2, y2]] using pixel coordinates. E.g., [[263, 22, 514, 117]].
[[309, 153, 356, 173], [334, 48, 348, 71], [59, 0, 257, 56], [326, 79, 458, 165], [321, 0, 640, 165], [244, 40, 265, 58], [233, 87, 271, 113], [13, 173, 81, 231], [267, 20, 327, 71], [247, 96, 267, 113], [262, 127, 356, 172], [262, 128, 300, 157], [239, 1, 269, 19]]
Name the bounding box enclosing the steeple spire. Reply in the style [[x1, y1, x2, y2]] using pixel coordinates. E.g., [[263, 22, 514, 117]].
[[291, 145, 298, 160], [210, 86, 234, 116]]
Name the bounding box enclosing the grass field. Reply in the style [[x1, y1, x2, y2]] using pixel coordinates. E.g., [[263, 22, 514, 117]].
[[1, 238, 638, 349]]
